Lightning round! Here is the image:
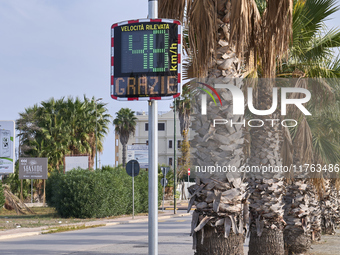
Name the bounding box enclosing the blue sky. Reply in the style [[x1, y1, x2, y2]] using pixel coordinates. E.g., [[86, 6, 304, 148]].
[[1, 0, 340, 167]]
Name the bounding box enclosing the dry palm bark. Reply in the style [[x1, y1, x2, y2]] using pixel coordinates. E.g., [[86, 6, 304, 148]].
[[320, 179, 339, 235], [160, 0, 293, 254], [283, 180, 312, 254], [309, 183, 322, 242], [188, 177, 247, 254], [230, 1, 293, 253], [3, 185, 34, 215], [282, 113, 313, 254], [184, 1, 247, 254]]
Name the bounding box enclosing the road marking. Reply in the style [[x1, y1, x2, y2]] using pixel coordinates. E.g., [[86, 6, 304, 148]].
[[176, 220, 186, 222]]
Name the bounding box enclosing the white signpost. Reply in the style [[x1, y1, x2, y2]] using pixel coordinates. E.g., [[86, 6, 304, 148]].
[[0, 120, 15, 174], [111, 1, 182, 253]]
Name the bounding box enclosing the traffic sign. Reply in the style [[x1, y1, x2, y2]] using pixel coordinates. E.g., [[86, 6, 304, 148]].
[[161, 178, 168, 187], [110, 19, 182, 101], [126, 160, 140, 177], [188, 168, 190, 176], [161, 166, 170, 177]]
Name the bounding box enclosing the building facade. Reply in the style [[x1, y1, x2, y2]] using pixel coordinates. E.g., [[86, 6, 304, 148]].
[[115, 110, 194, 168]]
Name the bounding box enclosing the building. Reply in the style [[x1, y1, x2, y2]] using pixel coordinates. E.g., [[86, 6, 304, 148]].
[[115, 110, 194, 168]]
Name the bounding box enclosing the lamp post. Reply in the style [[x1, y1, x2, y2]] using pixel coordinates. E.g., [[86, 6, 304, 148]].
[[170, 99, 177, 214], [95, 98, 103, 170]]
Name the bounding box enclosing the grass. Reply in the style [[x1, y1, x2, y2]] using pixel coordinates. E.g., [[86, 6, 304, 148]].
[[0, 207, 152, 232], [0, 207, 91, 231]]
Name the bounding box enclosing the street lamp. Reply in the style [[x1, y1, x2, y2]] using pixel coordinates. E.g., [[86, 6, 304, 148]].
[[170, 99, 177, 214], [95, 98, 103, 170]]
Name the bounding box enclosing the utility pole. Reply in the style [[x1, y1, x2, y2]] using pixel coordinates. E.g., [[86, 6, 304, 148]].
[[174, 98, 177, 214], [95, 98, 102, 170], [148, 2, 158, 255]]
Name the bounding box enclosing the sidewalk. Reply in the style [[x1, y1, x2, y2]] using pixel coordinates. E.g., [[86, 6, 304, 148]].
[[307, 229, 340, 255], [0, 210, 190, 241]]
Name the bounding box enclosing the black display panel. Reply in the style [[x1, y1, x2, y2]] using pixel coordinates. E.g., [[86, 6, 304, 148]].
[[111, 20, 181, 99]]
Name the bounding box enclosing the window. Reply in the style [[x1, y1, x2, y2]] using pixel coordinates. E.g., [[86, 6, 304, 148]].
[[177, 140, 182, 148], [168, 140, 173, 149], [158, 123, 165, 131], [168, 157, 173, 166], [145, 122, 165, 131]]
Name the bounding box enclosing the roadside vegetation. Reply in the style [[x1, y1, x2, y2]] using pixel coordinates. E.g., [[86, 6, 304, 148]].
[[46, 166, 162, 218]]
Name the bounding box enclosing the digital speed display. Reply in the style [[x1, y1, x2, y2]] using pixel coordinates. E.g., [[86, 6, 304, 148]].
[[111, 19, 182, 101]]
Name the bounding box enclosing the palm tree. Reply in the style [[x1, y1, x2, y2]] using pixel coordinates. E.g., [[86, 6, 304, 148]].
[[276, 1, 340, 252], [82, 97, 111, 169], [113, 108, 137, 167], [160, 0, 293, 254], [17, 96, 111, 171], [175, 84, 192, 178]]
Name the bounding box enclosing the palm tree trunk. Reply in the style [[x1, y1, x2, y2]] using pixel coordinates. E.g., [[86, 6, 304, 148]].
[[196, 225, 244, 255], [247, 79, 285, 254], [122, 143, 127, 167], [321, 179, 337, 235], [189, 75, 246, 255], [283, 180, 311, 254], [249, 227, 284, 255]]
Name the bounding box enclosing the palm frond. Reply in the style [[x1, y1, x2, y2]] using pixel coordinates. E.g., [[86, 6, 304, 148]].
[[187, 0, 217, 77], [158, 0, 186, 21]]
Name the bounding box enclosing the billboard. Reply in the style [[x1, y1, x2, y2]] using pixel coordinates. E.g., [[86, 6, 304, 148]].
[[19, 158, 48, 179], [0, 121, 15, 174], [127, 145, 148, 168], [111, 19, 182, 101], [64, 155, 89, 172]]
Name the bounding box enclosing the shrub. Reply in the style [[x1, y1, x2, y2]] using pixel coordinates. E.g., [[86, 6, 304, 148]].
[[46, 166, 162, 218]]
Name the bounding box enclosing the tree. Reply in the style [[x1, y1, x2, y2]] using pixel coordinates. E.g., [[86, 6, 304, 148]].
[[160, 0, 293, 254], [16, 96, 111, 171], [113, 108, 137, 167], [160, 1, 247, 254], [276, 1, 340, 252], [175, 85, 192, 178]]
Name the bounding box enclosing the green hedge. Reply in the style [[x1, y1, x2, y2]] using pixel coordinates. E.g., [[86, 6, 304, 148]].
[[0, 182, 5, 209], [46, 166, 162, 218]]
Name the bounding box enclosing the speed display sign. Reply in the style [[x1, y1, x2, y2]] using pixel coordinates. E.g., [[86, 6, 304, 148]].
[[111, 19, 182, 101]]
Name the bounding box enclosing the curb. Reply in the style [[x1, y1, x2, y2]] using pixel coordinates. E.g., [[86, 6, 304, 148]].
[[0, 213, 191, 241], [0, 231, 41, 240], [105, 212, 191, 226]]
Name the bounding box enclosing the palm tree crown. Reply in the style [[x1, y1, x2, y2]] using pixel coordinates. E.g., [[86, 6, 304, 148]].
[[113, 108, 137, 167]]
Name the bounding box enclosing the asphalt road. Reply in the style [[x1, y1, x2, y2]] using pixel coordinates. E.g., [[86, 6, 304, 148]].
[[0, 214, 193, 255]]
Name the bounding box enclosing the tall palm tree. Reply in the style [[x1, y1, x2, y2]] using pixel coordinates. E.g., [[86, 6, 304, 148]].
[[175, 84, 192, 177], [160, 1, 247, 254], [113, 108, 137, 167], [160, 0, 293, 254], [276, 1, 340, 253]]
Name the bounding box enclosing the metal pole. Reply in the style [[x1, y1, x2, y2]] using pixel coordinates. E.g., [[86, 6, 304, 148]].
[[132, 161, 135, 219], [162, 182, 165, 211], [149, 2, 158, 254], [174, 98, 177, 214], [148, 100, 158, 255], [95, 101, 98, 170], [31, 179, 33, 203], [20, 179, 23, 201]]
